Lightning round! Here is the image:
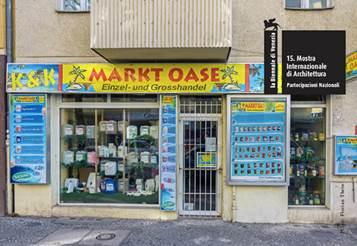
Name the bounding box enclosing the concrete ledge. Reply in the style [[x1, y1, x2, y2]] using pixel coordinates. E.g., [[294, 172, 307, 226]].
[[288, 207, 333, 224], [51, 205, 178, 221]]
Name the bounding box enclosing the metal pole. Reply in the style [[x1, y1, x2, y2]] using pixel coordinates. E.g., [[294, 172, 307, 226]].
[[6, 0, 12, 63], [0, 55, 6, 216], [4, 0, 14, 216]]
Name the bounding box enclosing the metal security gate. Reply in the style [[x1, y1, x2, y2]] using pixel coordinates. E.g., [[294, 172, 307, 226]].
[[178, 97, 222, 216]]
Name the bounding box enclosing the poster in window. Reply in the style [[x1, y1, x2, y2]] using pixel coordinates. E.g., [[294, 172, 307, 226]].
[[160, 95, 177, 211], [335, 136, 357, 175], [9, 94, 49, 184], [228, 96, 289, 185], [197, 152, 217, 168]]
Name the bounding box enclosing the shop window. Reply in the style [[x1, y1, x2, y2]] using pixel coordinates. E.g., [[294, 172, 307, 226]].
[[180, 96, 222, 114], [60, 107, 159, 204], [289, 107, 326, 206], [285, 0, 334, 9], [57, 0, 91, 12], [62, 94, 107, 103], [111, 95, 159, 103]]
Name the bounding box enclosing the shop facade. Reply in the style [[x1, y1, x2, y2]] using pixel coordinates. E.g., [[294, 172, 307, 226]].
[[7, 62, 356, 223]]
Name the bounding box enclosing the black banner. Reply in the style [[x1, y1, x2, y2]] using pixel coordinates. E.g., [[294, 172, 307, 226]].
[[282, 31, 345, 95], [264, 30, 278, 94]]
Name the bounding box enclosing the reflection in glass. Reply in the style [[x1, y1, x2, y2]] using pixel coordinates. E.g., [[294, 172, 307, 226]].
[[289, 107, 326, 206], [60, 108, 159, 204]]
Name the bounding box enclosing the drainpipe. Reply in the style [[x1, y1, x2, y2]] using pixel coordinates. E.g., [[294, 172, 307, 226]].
[[6, 0, 13, 63], [5, 0, 14, 215]]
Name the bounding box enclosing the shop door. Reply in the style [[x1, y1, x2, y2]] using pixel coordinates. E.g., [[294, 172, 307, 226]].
[[179, 118, 221, 216]]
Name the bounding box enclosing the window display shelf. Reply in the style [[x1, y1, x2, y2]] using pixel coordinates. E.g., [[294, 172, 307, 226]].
[[290, 175, 325, 179], [98, 156, 124, 160], [60, 191, 159, 204], [129, 163, 159, 168], [60, 108, 160, 205], [292, 140, 325, 143], [289, 107, 326, 206]]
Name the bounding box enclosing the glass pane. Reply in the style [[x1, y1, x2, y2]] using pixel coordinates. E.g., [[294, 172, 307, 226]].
[[64, 0, 81, 11], [309, 0, 328, 8], [180, 96, 222, 114], [289, 107, 326, 206], [60, 107, 159, 204], [87, 0, 91, 10], [60, 0, 90, 11], [62, 94, 107, 103], [286, 0, 302, 8], [111, 94, 158, 103], [286, 0, 333, 9], [125, 109, 160, 201]]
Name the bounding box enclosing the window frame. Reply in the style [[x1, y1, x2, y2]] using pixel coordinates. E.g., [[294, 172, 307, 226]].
[[288, 100, 329, 208], [56, 0, 91, 13], [55, 95, 161, 207], [285, 0, 335, 10]]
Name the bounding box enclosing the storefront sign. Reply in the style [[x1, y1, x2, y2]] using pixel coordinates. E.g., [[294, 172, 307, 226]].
[[346, 51, 357, 81], [7, 63, 265, 94], [197, 152, 217, 168], [335, 136, 357, 175], [160, 95, 177, 211], [282, 31, 346, 95], [227, 96, 289, 185], [9, 94, 49, 184], [264, 18, 280, 94], [7, 64, 60, 93]]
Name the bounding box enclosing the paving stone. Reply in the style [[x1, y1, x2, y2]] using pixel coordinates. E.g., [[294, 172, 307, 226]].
[[36, 229, 90, 246], [78, 230, 131, 246]]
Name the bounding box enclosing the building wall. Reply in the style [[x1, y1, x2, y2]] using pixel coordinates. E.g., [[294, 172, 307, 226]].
[[12, 0, 357, 223], [15, 0, 357, 62], [0, 0, 5, 52], [229, 0, 357, 63], [15, 0, 102, 63], [229, 0, 357, 223], [0, 0, 6, 216], [330, 80, 357, 223]]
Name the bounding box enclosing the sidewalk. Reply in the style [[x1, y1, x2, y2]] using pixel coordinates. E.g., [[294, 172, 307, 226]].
[[0, 216, 356, 246]]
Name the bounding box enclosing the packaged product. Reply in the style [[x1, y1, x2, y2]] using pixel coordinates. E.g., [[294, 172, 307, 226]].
[[117, 145, 126, 158], [75, 151, 88, 162], [86, 125, 95, 139], [104, 161, 117, 176], [99, 121, 107, 132], [87, 151, 98, 166], [108, 143, 117, 157], [63, 150, 74, 165], [63, 124, 73, 136], [150, 155, 158, 164], [75, 125, 86, 136], [127, 152, 139, 165], [140, 125, 150, 136], [150, 126, 159, 139], [127, 125, 138, 139], [140, 151, 150, 164], [106, 121, 117, 134]]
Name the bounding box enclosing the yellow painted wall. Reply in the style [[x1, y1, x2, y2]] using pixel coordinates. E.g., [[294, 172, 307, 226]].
[[14, 182, 177, 220], [14, 185, 52, 216]]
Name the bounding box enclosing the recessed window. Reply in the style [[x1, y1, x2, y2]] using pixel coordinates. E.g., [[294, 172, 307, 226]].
[[57, 0, 91, 12], [289, 106, 327, 206], [286, 0, 334, 9]]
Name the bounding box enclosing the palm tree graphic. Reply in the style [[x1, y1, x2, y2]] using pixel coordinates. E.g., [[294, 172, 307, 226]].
[[221, 66, 239, 84], [67, 66, 88, 90], [69, 66, 87, 84]]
